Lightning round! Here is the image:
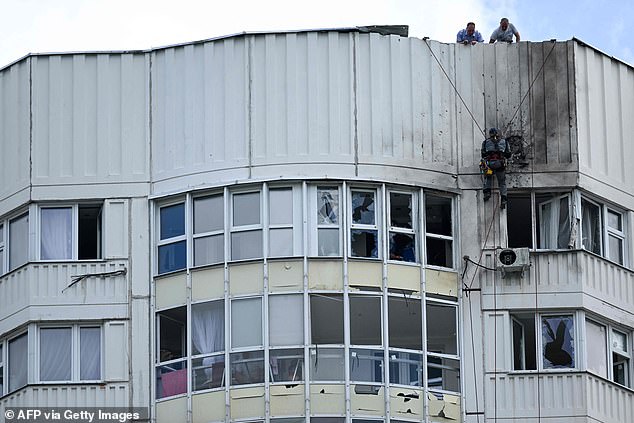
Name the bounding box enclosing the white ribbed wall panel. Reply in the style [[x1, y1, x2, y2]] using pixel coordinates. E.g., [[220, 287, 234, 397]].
[[0, 261, 129, 335], [30, 53, 148, 188], [575, 43, 634, 206], [0, 59, 30, 211], [0, 384, 129, 410]]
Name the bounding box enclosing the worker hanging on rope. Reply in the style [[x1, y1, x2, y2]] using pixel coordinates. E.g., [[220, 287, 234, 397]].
[[480, 127, 511, 209]]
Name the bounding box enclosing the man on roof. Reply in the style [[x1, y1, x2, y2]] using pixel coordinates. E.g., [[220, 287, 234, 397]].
[[489, 18, 520, 43], [457, 22, 484, 45]]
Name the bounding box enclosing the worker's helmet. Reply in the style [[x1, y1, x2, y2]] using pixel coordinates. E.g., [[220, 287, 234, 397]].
[[489, 127, 499, 136]]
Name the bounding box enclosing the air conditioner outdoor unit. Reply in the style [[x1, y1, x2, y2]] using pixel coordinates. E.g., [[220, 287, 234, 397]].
[[496, 247, 530, 275]]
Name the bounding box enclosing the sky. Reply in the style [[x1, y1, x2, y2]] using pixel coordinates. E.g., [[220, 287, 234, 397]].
[[0, 0, 632, 69]]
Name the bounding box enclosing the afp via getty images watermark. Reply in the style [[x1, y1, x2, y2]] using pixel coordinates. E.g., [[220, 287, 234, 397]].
[[3, 408, 149, 423]]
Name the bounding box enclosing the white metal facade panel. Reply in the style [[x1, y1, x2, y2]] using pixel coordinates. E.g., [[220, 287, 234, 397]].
[[575, 43, 634, 205], [105, 320, 129, 381], [30, 54, 148, 187], [0, 384, 129, 410], [0, 59, 30, 208], [104, 199, 129, 258]]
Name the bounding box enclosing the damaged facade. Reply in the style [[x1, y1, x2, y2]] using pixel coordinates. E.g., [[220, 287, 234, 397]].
[[0, 26, 632, 423]]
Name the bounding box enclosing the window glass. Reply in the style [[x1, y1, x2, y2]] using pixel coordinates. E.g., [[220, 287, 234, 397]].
[[389, 351, 423, 386], [538, 195, 570, 249], [608, 210, 622, 231], [542, 315, 575, 369], [427, 356, 460, 392], [270, 348, 304, 383], [194, 235, 224, 266], [158, 241, 186, 274], [270, 228, 293, 257], [426, 303, 457, 355], [194, 195, 224, 234], [612, 329, 629, 387], [231, 298, 262, 348], [78, 204, 102, 260], [269, 188, 293, 225], [157, 306, 187, 362], [426, 237, 453, 268], [425, 195, 452, 236], [318, 188, 339, 225], [156, 361, 187, 398], [231, 231, 263, 260], [269, 295, 303, 346], [41, 207, 73, 260], [40, 328, 72, 381], [581, 199, 602, 254], [192, 355, 225, 391], [160, 203, 185, 240], [233, 192, 260, 226], [310, 294, 343, 344], [351, 191, 375, 225], [350, 296, 381, 345], [230, 351, 264, 385], [192, 301, 225, 355], [9, 213, 28, 271], [8, 333, 27, 392], [318, 228, 339, 256], [388, 297, 422, 350], [0, 344, 3, 393], [349, 349, 384, 383], [586, 320, 607, 378], [309, 347, 344, 381], [608, 234, 624, 265], [80, 327, 101, 380], [389, 232, 415, 262]]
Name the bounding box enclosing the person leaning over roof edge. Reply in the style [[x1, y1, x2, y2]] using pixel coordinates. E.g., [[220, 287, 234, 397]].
[[489, 18, 520, 43], [457, 22, 484, 45]]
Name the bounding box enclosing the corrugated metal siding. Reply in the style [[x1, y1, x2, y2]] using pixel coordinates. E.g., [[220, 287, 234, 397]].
[[30, 53, 148, 186], [0, 59, 30, 205], [575, 43, 634, 197], [0, 384, 129, 409]]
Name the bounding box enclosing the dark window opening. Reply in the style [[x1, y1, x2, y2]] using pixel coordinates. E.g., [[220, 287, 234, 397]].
[[157, 306, 187, 362], [310, 294, 344, 344], [78, 204, 102, 259], [507, 194, 532, 248], [388, 296, 422, 350]]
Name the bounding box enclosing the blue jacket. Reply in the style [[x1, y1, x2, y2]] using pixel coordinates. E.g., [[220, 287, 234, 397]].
[[457, 28, 484, 43]]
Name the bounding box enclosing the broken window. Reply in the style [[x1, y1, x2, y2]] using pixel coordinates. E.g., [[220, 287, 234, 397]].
[[231, 298, 262, 348], [612, 329, 630, 387], [310, 294, 343, 344], [426, 302, 458, 355], [542, 315, 575, 369], [269, 348, 303, 383], [586, 319, 608, 378], [350, 295, 382, 345], [427, 356, 460, 392], [193, 194, 224, 266], [309, 347, 344, 381], [269, 295, 303, 346], [350, 189, 378, 258], [350, 348, 384, 383], [231, 191, 263, 260], [511, 314, 537, 370], [192, 354, 225, 391], [316, 186, 340, 256], [158, 203, 186, 274], [425, 194, 453, 268], [389, 351, 423, 386], [388, 296, 422, 350], [389, 191, 416, 262], [230, 350, 264, 385]]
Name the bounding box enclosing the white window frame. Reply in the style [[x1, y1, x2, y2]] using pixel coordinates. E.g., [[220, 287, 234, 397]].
[[0, 223, 4, 275], [538, 193, 572, 249], [387, 189, 417, 263], [8, 211, 29, 272], [230, 189, 263, 261], [611, 328, 631, 387], [349, 187, 381, 259], [37, 324, 102, 383], [0, 341, 4, 396], [423, 193, 455, 269], [267, 185, 300, 258], [192, 192, 225, 267], [310, 184, 343, 257], [579, 193, 628, 266], [156, 199, 187, 274]]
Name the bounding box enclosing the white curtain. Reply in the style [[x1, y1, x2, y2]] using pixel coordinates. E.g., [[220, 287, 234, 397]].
[[80, 327, 101, 380], [192, 301, 224, 355], [40, 328, 72, 381], [41, 208, 72, 259], [8, 334, 28, 391]]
